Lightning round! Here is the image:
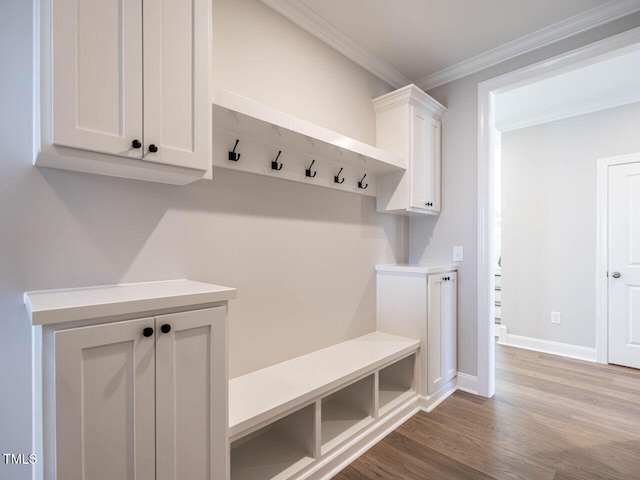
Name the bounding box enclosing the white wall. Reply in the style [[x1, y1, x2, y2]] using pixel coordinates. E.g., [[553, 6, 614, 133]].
[[501, 102, 640, 348], [213, 0, 391, 145], [410, 12, 640, 376], [0, 1, 403, 475]]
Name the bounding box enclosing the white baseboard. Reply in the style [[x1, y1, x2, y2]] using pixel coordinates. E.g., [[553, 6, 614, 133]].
[[303, 395, 419, 480], [418, 378, 457, 413], [456, 373, 480, 395], [498, 326, 597, 362]]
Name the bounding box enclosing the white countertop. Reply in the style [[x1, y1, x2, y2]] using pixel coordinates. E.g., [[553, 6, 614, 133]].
[[375, 263, 458, 274], [24, 279, 237, 325]]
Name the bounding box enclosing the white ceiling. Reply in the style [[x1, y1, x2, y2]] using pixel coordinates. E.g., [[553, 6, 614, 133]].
[[261, 0, 640, 89]]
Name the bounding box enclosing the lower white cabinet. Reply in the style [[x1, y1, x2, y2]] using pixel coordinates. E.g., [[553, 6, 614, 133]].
[[376, 264, 458, 409], [25, 280, 236, 480]]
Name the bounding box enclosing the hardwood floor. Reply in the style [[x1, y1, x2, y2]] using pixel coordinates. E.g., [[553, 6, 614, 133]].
[[333, 344, 640, 479]]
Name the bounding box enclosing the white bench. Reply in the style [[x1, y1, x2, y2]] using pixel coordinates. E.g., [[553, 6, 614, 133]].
[[228, 331, 420, 480]]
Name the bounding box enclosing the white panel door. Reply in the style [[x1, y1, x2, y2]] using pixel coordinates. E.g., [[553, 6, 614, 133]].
[[410, 106, 441, 213], [54, 318, 156, 480], [142, 0, 211, 171], [155, 307, 228, 480], [609, 161, 640, 369], [52, 0, 143, 157]]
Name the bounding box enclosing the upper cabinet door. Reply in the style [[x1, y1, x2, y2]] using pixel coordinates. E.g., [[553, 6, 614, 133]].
[[142, 0, 211, 171], [52, 0, 143, 158], [409, 106, 441, 213]]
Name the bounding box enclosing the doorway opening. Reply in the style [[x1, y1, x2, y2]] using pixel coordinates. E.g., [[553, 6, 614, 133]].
[[477, 27, 640, 398]]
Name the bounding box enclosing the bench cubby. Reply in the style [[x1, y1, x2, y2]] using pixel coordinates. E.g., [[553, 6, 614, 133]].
[[231, 403, 316, 480], [228, 332, 420, 479], [320, 374, 375, 454], [378, 354, 416, 415]]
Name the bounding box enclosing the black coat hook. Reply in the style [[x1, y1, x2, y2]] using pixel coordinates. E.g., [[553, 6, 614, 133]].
[[228, 139, 240, 161], [334, 167, 345, 184], [271, 151, 283, 171], [306, 159, 317, 178], [358, 173, 368, 190]]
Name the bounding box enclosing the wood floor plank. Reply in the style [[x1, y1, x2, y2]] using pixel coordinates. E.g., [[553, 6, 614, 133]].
[[333, 344, 640, 480]]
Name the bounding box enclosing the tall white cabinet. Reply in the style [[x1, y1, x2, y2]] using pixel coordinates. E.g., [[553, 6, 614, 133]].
[[376, 264, 458, 411], [37, 0, 212, 185], [25, 280, 236, 480], [373, 85, 446, 215]]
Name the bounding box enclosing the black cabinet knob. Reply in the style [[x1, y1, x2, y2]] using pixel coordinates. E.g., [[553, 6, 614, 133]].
[[148, 144, 158, 153], [132, 139, 142, 149], [143, 327, 154, 337], [161, 324, 171, 334]]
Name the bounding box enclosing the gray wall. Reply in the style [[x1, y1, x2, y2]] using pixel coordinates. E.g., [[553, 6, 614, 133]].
[[410, 12, 640, 376], [0, 1, 403, 476], [501, 102, 640, 347]]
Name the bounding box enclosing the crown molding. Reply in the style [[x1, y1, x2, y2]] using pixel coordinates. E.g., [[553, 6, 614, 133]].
[[260, 0, 411, 88], [261, 0, 640, 93], [415, 0, 640, 91], [372, 84, 447, 117]]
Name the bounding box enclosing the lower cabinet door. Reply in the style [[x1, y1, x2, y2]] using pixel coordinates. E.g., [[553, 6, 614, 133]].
[[155, 307, 228, 480], [427, 272, 457, 395], [54, 317, 156, 480], [427, 275, 444, 395], [442, 273, 457, 385]]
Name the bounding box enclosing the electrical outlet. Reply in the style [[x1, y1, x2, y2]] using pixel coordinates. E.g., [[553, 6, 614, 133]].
[[453, 246, 463, 262], [551, 312, 561, 325]]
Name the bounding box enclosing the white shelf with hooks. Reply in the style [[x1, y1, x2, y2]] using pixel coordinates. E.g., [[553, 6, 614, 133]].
[[212, 88, 406, 197]]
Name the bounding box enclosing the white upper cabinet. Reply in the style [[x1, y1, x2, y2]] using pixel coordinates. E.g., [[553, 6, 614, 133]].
[[37, 0, 211, 185], [373, 85, 445, 215]]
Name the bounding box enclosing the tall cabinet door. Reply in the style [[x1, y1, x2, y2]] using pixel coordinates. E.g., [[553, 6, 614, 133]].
[[427, 273, 457, 394], [54, 317, 156, 480], [142, 0, 211, 171], [52, 0, 143, 157], [410, 106, 441, 213], [155, 307, 228, 480]]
